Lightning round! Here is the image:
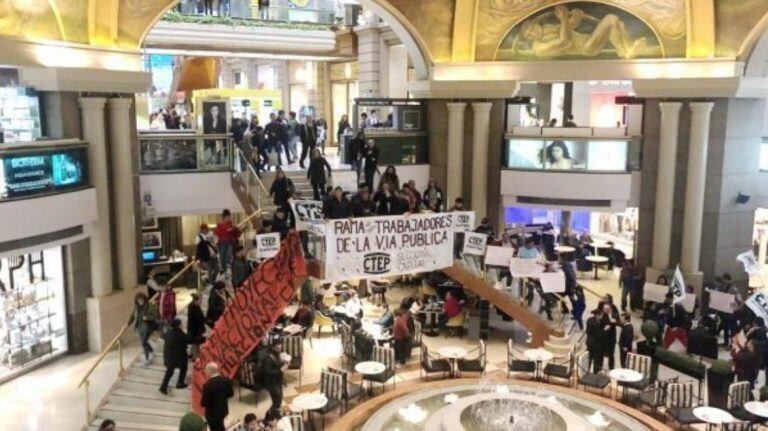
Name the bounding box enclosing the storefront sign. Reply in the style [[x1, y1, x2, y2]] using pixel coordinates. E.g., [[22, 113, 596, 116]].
[[324, 213, 454, 281], [0, 147, 88, 200], [462, 232, 488, 256], [452, 211, 475, 232], [255, 233, 280, 259]]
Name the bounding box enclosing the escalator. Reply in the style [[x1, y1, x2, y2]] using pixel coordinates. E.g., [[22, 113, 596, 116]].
[[441, 264, 564, 347]]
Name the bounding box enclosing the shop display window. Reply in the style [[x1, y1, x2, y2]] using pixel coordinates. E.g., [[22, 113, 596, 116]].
[[0, 247, 68, 382], [0, 87, 42, 143]]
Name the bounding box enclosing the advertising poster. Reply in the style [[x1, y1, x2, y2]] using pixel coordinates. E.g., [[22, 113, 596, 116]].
[[1, 147, 88, 199], [139, 139, 197, 172], [324, 213, 454, 281], [199, 139, 230, 171], [255, 233, 281, 259], [462, 232, 488, 256], [506, 138, 629, 172]]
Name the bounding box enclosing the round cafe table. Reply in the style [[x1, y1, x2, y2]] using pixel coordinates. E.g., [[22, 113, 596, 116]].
[[744, 401, 768, 420], [693, 406, 735, 431], [586, 255, 609, 280], [608, 368, 643, 401], [355, 361, 386, 398], [290, 392, 328, 431], [438, 346, 468, 378], [524, 348, 554, 380]]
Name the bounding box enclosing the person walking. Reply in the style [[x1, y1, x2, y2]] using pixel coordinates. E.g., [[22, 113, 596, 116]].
[[159, 318, 191, 394], [259, 343, 288, 416], [195, 224, 218, 288], [393, 308, 412, 366], [269, 169, 294, 213], [215, 209, 241, 276], [157, 284, 176, 334], [618, 312, 634, 367], [299, 115, 317, 168], [206, 281, 228, 328], [316, 118, 328, 154], [337, 114, 351, 155], [570, 286, 586, 330], [188, 293, 206, 359], [360, 139, 380, 190], [265, 113, 286, 168], [307, 148, 332, 200], [201, 362, 234, 431], [128, 292, 158, 365], [258, 0, 270, 20], [287, 111, 300, 164]]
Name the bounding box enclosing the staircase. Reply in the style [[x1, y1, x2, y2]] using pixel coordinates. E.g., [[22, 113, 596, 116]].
[[87, 346, 190, 431], [441, 264, 563, 347]]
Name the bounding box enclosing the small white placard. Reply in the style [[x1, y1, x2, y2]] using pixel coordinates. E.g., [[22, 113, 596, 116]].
[[643, 282, 669, 303], [484, 246, 516, 267], [709, 290, 736, 314], [463, 232, 488, 256], [509, 258, 544, 278], [540, 271, 566, 293]]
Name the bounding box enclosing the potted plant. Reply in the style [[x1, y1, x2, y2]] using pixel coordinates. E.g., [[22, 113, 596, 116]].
[[707, 359, 734, 409], [636, 320, 659, 356]]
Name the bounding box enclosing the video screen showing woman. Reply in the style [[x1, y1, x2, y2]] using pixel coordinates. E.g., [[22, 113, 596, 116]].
[[544, 140, 585, 170], [202, 102, 227, 134]]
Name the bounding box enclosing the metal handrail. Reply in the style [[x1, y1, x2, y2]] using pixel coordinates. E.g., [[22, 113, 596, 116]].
[[236, 146, 270, 197], [77, 208, 263, 425]]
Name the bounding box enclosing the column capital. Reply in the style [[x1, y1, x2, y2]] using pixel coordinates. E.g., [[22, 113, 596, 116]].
[[79, 97, 107, 110], [108, 98, 133, 110], [659, 101, 683, 113], [447, 102, 467, 112], [472, 102, 493, 113], [689, 101, 715, 113]]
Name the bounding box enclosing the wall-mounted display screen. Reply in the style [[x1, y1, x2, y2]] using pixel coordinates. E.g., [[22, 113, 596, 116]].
[[505, 138, 629, 172], [138, 137, 233, 173], [0, 147, 89, 200]]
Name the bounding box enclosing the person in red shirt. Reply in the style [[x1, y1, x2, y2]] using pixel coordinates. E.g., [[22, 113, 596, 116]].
[[393, 309, 412, 365], [214, 209, 241, 276], [437, 291, 462, 329], [156, 284, 176, 334]]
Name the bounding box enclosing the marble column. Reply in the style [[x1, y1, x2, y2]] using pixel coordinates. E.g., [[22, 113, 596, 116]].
[[471, 102, 493, 221], [651, 102, 682, 270], [681, 102, 715, 273], [80, 97, 114, 297], [108, 98, 138, 292], [446, 102, 467, 205], [355, 24, 381, 98]]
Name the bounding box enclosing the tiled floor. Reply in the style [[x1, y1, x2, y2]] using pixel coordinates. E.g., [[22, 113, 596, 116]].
[[0, 269, 752, 430]]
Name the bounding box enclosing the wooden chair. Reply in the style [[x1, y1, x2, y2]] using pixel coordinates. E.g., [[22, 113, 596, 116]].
[[617, 352, 654, 399], [410, 319, 423, 351], [283, 335, 303, 387], [314, 311, 335, 337], [369, 280, 389, 305], [722, 421, 755, 431], [420, 342, 451, 380], [543, 348, 574, 385], [237, 356, 260, 401], [457, 340, 486, 377], [507, 339, 535, 378], [575, 351, 610, 395], [363, 346, 396, 393], [665, 381, 704, 427], [638, 377, 678, 416], [283, 414, 304, 431], [728, 381, 760, 422], [327, 367, 364, 413], [323, 295, 338, 309], [314, 370, 344, 428]]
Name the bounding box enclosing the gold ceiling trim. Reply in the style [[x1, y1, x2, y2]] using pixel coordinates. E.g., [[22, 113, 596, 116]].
[[737, 10, 768, 62]]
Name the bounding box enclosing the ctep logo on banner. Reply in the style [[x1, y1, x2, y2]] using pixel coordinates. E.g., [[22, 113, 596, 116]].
[[452, 211, 475, 232], [255, 232, 280, 259], [462, 232, 488, 256], [747, 292, 768, 322], [288, 198, 325, 235], [324, 213, 455, 281]]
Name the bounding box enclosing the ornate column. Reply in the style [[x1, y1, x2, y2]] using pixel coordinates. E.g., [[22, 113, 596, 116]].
[[651, 102, 683, 270], [681, 102, 715, 273], [80, 97, 114, 297], [446, 102, 467, 205], [108, 98, 138, 292], [355, 11, 381, 98], [471, 102, 493, 221]]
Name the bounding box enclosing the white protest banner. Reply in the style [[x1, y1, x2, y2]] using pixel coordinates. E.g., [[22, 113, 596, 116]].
[[682, 294, 697, 313], [485, 246, 516, 267], [452, 211, 475, 232], [643, 283, 669, 303], [255, 232, 281, 259], [289, 198, 326, 235], [709, 290, 736, 314], [671, 265, 686, 304], [737, 250, 761, 277], [324, 213, 454, 281], [463, 232, 488, 256], [540, 271, 566, 293], [509, 258, 544, 278], [747, 292, 768, 322]]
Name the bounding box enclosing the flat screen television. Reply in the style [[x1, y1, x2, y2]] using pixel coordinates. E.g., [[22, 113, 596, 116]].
[[142, 250, 159, 263]]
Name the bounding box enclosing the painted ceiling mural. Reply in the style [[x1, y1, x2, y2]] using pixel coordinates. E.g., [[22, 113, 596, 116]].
[[476, 0, 685, 61], [382, 0, 456, 63], [0, 0, 89, 44], [715, 0, 768, 58]]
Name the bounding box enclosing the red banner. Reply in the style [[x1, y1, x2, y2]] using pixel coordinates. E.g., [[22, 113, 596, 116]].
[[192, 232, 307, 414]]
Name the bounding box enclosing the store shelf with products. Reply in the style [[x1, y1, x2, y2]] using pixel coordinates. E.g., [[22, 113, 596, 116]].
[[0, 87, 42, 143]]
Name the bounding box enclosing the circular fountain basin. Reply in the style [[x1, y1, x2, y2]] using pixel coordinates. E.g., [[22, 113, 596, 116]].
[[423, 392, 592, 431]]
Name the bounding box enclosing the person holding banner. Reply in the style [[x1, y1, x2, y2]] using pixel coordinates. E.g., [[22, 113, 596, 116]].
[[350, 186, 376, 217]]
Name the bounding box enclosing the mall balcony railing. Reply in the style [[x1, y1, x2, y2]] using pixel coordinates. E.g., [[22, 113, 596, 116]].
[[172, 0, 353, 26], [0, 139, 91, 203]]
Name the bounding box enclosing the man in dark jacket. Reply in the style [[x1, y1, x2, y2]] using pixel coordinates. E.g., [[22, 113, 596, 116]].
[[206, 282, 227, 328], [360, 139, 380, 190], [187, 294, 206, 358], [324, 187, 351, 219], [351, 186, 376, 217], [265, 113, 287, 166], [159, 318, 191, 394], [618, 312, 634, 367], [599, 301, 619, 370], [299, 115, 317, 168], [200, 362, 234, 431], [586, 309, 604, 373]]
